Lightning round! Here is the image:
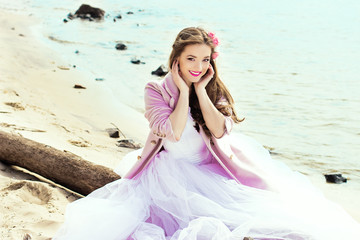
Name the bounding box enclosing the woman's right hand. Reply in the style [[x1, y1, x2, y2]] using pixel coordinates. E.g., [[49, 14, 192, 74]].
[[171, 60, 189, 93]]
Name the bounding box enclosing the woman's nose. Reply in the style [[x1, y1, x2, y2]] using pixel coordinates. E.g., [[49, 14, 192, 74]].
[[195, 61, 203, 71]]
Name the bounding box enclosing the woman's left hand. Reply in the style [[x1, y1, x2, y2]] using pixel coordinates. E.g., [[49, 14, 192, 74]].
[[194, 64, 214, 91]]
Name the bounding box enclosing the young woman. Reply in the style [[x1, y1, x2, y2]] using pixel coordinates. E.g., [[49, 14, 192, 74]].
[[54, 27, 360, 240]]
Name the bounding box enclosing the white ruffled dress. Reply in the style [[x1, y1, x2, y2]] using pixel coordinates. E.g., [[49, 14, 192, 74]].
[[54, 112, 360, 240]]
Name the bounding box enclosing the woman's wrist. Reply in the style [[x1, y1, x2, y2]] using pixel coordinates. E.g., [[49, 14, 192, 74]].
[[179, 88, 190, 98], [177, 85, 190, 95], [195, 86, 206, 96]]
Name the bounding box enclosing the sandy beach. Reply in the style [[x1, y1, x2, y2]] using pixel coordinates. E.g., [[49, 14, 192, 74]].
[[1, 7, 359, 240], [0, 10, 148, 239]]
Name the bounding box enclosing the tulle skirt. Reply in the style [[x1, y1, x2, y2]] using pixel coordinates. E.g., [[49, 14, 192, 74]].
[[53, 134, 360, 240]]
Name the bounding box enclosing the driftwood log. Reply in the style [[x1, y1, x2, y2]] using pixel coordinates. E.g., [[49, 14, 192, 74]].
[[0, 130, 120, 195]]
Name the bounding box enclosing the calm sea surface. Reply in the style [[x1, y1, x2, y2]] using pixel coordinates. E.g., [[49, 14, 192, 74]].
[[1, 0, 359, 179]]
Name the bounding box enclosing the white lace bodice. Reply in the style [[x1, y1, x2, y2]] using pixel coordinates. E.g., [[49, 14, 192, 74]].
[[163, 110, 212, 165]]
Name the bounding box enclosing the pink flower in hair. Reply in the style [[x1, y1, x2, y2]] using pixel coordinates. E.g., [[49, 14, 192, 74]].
[[208, 32, 219, 47], [208, 32, 220, 59], [212, 52, 219, 59], [212, 38, 219, 47]]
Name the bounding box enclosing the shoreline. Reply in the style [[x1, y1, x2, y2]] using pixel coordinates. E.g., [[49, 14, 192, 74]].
[[0, 9, 148, 166], [0, 9, 147, 239], [0, 7, 359, 239]]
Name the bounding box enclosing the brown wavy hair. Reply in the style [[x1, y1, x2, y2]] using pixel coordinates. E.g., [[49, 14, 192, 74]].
[[168, 27, 243, 137]]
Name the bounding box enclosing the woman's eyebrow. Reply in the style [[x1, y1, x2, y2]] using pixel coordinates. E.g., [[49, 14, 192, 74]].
[[186, 55, 211, 58]]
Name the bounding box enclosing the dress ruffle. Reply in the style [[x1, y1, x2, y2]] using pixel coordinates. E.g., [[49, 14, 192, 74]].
[[54, 145, 360, 240], [54, 114, 360, 240]]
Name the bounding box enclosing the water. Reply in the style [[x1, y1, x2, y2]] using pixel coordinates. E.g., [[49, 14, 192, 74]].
[[1, 0, 359, 179]]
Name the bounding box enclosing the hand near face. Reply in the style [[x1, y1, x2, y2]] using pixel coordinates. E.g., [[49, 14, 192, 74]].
[[194, 64, 214, 91], [171, 60, 189, 93]]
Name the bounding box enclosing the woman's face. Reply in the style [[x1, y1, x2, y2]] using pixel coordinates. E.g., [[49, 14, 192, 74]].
[[177, 44, 212, 86]]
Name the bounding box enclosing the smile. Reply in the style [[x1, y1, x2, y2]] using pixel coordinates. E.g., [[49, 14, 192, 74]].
[[189, 71, 202, 77]]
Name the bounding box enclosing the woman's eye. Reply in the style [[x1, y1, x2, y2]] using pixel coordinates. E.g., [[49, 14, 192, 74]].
[[203, 59, 210, 62], [187, 58, 195, 61]]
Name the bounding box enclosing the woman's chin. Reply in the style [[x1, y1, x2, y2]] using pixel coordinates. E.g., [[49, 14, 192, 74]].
[[184, 77, 200, 86], [189, 76, 202, 82]]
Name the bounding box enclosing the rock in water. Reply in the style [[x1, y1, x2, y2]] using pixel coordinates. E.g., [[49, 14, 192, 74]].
[[131, 57, 145, 64], [324, 173, 347, 184], [151, 64, 168, 76], [67, 13, 75, 20], [131, 58, 141, 64], [74, 4, 105, 20], [115, 43, 127, 50]]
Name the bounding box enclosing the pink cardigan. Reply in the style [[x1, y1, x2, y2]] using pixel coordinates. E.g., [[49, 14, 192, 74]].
[[124, 73, 272, 191]]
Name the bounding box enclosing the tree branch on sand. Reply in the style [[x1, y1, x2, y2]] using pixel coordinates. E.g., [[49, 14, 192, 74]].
[[0, 130, 120, 196]]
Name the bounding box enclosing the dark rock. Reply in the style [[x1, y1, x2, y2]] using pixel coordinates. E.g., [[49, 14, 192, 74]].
[[131, 57, 145, 64], [95, 78, 104, 81], [117, 139, 142, 149], [151, 65, 168, 77], [243, 238, 254, 240], [106, 128, 119, 138], [73, 65, 76, 68], [75, 50, 79, 54], [63, 19, 68, 23], [67, 13, 75, 20], [74, 4, 105, 20], [113, 14, 122, 22], [127, 11, 134, 15], [131, 59, 141, 64], [115, 43, 127, 50], [324, 174, 347, 184], [74, 84, 86, 89]]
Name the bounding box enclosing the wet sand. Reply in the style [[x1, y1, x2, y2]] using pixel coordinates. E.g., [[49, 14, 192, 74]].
[[0, 10, 145, 239]]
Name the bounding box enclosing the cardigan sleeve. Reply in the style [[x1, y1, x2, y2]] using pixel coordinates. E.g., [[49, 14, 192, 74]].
[[144, 82, 177, 142]]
